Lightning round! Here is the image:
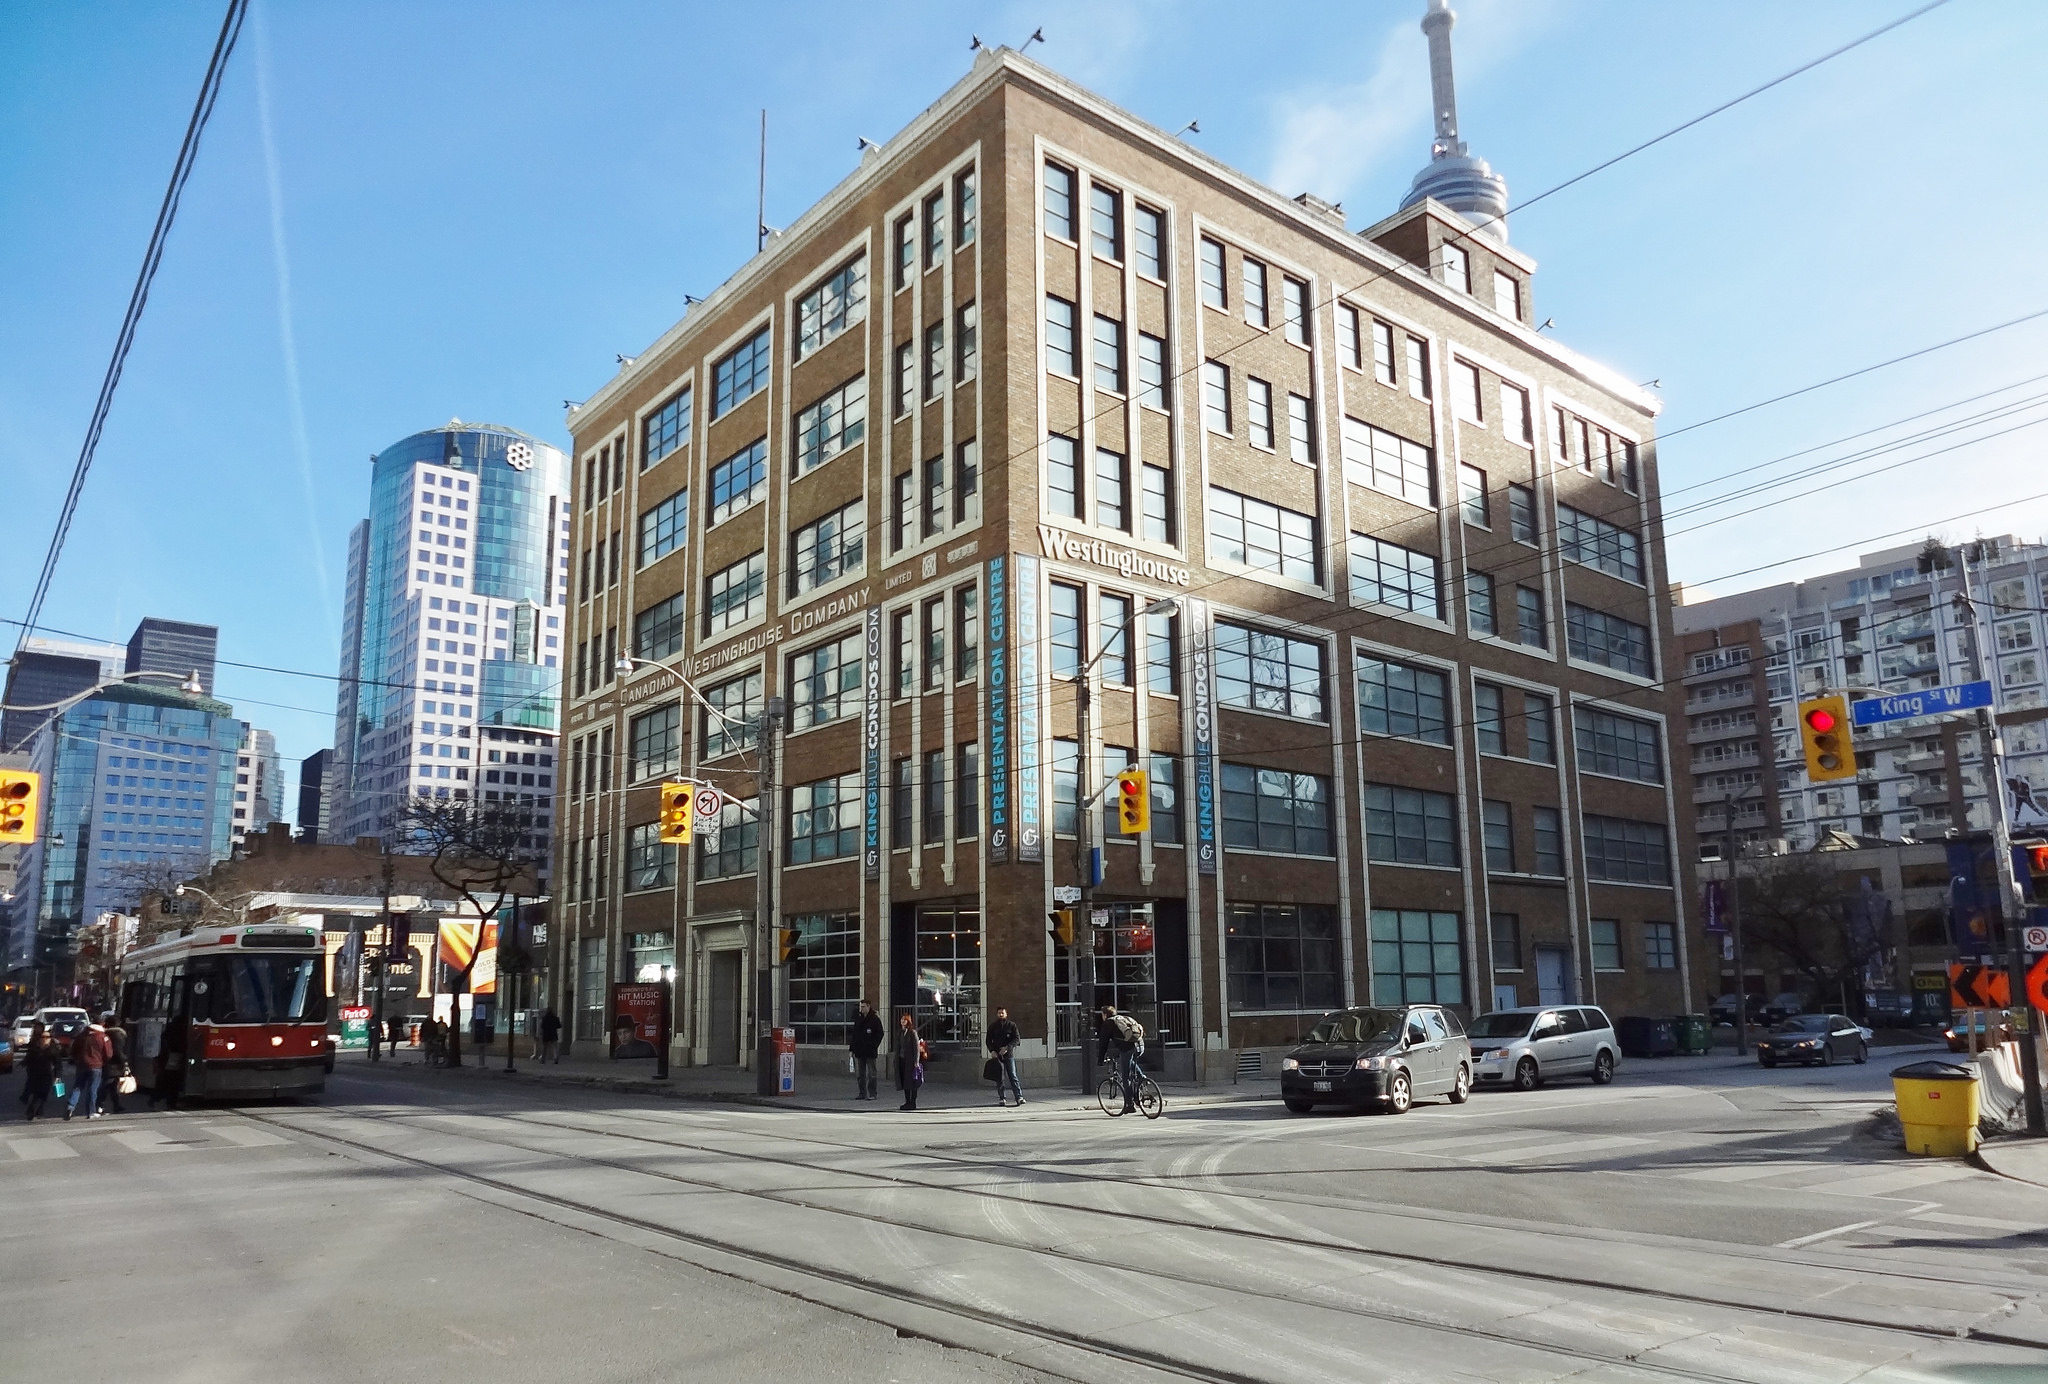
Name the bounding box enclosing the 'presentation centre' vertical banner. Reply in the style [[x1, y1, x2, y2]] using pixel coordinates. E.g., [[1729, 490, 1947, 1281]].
[[1015, 554, 1043, 863], [985, 557, 1010, 860], [862, 606, 883, 879], [1186, 597, 1217, 875]]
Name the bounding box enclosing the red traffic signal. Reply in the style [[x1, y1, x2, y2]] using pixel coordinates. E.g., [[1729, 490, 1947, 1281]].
[[1803, 707, 1838, 733]]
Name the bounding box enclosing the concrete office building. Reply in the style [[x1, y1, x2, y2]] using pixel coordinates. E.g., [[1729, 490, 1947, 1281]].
[[1, 634, 122, 751], [329, 421, 571, 860], [298, 747, 335, 843], [126, 617, 219, 697], [232, 727, 285, 847], [553, 34, 1694, 1077]]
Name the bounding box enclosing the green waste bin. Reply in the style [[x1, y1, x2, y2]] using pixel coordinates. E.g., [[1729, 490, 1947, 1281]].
[[1672, 1014, 1711, 1056]]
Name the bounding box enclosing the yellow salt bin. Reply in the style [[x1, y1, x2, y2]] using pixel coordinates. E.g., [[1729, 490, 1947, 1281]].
[[1892, 1060, 1981, 1157]]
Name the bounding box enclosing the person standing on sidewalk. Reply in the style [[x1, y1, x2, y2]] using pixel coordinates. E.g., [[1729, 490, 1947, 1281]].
[[20, 1022, 54, 1121], [64, 1019, 112, 1121], [98, 1011, 129, 1115], [893, 1010, 925, 1111], [540, 1009, 563, 1064], [986, 1007, 1023, 1107], [849, 1000, 883, 1100], [386, 1015, 403, 1057]]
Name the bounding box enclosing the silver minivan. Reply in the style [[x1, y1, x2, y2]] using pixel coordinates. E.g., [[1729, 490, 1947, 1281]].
[[1468, 1006, 1621, 1090]]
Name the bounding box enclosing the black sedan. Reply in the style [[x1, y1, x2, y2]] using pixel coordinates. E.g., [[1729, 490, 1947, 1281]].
[[1757, 1014, 1869, 1067]]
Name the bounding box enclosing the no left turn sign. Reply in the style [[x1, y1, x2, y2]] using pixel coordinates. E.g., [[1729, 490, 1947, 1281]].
[[693, 786, 724, 819]]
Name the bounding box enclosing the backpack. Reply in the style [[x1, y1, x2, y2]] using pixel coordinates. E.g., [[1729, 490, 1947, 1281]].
[[1110, 1013, 1145, 1046]]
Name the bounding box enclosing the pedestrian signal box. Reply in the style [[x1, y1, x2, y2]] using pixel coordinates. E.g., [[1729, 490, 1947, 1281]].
[[658, 782, 696, 843], [777, 928, 800, 963], [1115, 768, 1149, 834], [0, 769, 39, 844], [1797, 695, 1856, 782], [1048, 909, 1074, 946]]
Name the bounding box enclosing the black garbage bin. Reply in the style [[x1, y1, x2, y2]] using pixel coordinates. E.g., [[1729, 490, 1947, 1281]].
[[1616, 1015, 1677, 1058]]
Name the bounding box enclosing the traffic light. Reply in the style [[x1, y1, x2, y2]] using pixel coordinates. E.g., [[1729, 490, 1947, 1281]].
[[1115, 767, 1149, 834], [1048, 909, 1074, 946], [1797, 695, 1855, 783], [658, 781, 696, 843], [0, 769, 39, 845], [777, 928, 800, 963]]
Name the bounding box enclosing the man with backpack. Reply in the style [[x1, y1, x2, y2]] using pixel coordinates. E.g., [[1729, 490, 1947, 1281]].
[[1098, 1004, 1145, 1115], [63, 1019, 113, 1121]]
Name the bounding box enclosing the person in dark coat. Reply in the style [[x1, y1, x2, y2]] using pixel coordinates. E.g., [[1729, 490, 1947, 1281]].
[[893, 1011, 924, 1111], [386, 1015, 403, 1056], [20, 1023, 54, 1121], [986, 1007, 1023, 1107], [848, 1001, 884, 1100], [539, 1009, 563, 1064], [98, 1012, 129, 1115]]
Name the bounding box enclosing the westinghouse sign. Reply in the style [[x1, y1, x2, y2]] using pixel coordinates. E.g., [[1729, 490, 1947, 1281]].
[[1037, 526, 1191, 587], [684, 585, 874, 679]]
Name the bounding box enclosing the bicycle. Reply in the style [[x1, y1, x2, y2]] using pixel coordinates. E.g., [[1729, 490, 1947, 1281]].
[[1096, 1056, 1163, 1119]]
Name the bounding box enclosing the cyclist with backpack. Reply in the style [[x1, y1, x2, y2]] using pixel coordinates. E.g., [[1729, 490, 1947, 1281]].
[[1098, 1005, 1146, 1115]]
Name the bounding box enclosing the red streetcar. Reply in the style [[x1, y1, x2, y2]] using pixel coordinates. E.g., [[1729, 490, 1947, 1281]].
[[116, 921, 331, 1101]]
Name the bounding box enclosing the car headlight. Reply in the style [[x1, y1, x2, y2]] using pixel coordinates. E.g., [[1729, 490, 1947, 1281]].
[[1481, 1049, 1507, 1062], [1280, 1057, 1299, 1072], [1355, 1055, 1388, 1070]]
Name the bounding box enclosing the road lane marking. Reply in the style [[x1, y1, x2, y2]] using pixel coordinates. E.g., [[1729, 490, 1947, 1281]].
[[1912, 1209, 2048, 1232], [7, 1138, 77, 1160], [1775, 1217, 1892, 1249], [1671, 1161, 1833, 1183], [1806, 1165, 1980, 1199], [202, 1123, 289, 1148], [107, 1130, 189, 1154], [1467, 1135, 1650, 1162]]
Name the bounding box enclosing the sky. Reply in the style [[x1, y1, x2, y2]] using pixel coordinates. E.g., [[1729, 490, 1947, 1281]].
[[4, 0, 2047, 810]]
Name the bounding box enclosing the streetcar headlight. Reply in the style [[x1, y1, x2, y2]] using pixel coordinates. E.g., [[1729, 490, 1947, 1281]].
[[271, 1036, 283, 1047]]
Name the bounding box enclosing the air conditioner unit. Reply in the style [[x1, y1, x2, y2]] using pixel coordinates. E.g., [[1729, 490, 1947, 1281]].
[[1697, 843, 1724, 862]]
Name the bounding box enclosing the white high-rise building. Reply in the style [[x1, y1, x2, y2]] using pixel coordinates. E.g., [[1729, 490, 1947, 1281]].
[[232, 727, 284, 847]]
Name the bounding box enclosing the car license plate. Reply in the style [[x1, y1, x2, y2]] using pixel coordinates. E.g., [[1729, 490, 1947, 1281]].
[[1312, 1080, 1332, 1092]]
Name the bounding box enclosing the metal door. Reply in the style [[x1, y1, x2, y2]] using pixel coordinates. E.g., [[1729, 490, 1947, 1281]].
[[1535, 947, 1572, 1005], [708, 951, 741, 1066]]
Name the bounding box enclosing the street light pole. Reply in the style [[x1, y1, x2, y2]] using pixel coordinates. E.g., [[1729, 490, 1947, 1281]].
[[754, 696, 786, 1096], [1723, 791, 1750, 1055]]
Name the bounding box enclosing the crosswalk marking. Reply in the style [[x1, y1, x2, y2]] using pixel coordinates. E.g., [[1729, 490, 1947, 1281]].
[[1470, 1135, 1649, 1162], [1913, 1209, 2048, 1232], [7, 1138, 77, 1161], [1363, 1129, 1560, 1156], [1672, 1161, 1833, 1183], [107, 1130, 189, 1154], [1806, 1164, 1980, 1199], [202, 1123, 288, 1148]]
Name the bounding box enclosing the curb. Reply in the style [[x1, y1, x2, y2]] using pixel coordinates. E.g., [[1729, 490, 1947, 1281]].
[[1971, 1139, 2048, 1190]]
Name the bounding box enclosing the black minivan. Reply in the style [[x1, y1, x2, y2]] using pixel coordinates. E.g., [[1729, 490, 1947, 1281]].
[[1279, 1005, 1473, 1114]]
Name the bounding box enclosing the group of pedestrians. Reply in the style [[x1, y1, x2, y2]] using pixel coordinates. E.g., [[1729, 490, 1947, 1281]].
[[17, 1013, 131, 1122], [845, 1001, 1145, 1112]]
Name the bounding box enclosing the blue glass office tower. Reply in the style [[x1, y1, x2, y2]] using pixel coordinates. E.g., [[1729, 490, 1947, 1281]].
[[331, 422, 570, 857]]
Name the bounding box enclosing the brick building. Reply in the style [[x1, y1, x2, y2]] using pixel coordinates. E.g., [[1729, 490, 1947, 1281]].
[[551, 43, 1696, 1080]]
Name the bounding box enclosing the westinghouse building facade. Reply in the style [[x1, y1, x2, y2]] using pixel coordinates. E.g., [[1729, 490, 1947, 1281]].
[[551, 44, 1697, 1078]]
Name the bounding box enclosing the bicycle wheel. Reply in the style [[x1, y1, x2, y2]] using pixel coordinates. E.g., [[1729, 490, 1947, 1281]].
[[1096, 1075, 1123, 1116], [1137, 1077, 1164, 1120]]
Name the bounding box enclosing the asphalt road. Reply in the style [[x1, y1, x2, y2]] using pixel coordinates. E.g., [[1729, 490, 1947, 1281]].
[[9, 1055, 2048, 1384]]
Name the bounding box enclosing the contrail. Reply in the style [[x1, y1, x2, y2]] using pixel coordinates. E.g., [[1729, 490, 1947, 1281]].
[[254, 0, 334, 644]]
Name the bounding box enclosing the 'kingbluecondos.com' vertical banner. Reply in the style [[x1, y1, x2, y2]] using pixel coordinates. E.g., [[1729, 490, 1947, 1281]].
[[985, 557, 1010, 860], [1015, 554, 1043, 863], [862, 606, 883, 879], [1186, 596, 1217, 875]]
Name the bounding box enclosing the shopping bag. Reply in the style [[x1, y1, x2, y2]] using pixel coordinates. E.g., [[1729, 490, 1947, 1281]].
[[117, 1074, 139, 1095], [982, 1057, 1001, 1082], [52, 1078, 66, 1099]]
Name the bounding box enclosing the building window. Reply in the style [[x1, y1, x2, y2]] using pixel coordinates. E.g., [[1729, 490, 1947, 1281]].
[[1474, 682, 1504, 754], [894, 214, 914, 290], [1501, 382, 1532, 443], [706, 552, 767, 633], [787, 772, 861, 864], [1047, 434, 1080, 519], [711, 326, 771, 419], [1467, 571, 1497, 637], [638, 489, 687, 567], [703, 671, 760, 758], [954, 438, 979, 526], [1242, 258, 1269, 327], [1516, 586, 1547, 649], [628, 703, 681, 782], [1226, 902, 1340, 1012], [1208, 487, 1318, 584], [1045, 296, 1079, 376], [1482, 800, 1515, 872], [1133, 203, 1164, 278], [795, 255, 867, 358], [1508, 484, 1537, 544], [643, 386, 692, 469], [924, 321, 945, 399], [1198, 237, 1227, 308], [1282, 276, 1310, 346], [955, 169, 976, 246], [1532, 805, 1564, 875], [1525, 692, 1557, 764], [1356, 654, 1449, 744], [1370, 910, 1464, 1006], [1558, 506, 1644, 583], [1216, 621, 1325, 721], [1094, 449, 1129, 531], [923, 191, 944, 268], [1140, 463, 1172, 544], [697, 796, 758, 879], [794, 376, 867, 476], [1201, 360, 1231, 434], [1365, 784, 1458, 866], [1590, 919, 1623, 970], [1338, 304, 1361, 368], [1643, 921, 1677, 970], [1453, 359, 1484, 425], [1566, 604, 1653, 677], [1247, 377, 1274, 448], [1089, 183, 1122, 260], [1490, 913, 1522, 970], [922, 454, 947, 539], [1583, 815, 1670, 885], [785, 911, 858, 1046], [1222, 764, 1331, 856], [955, 741, 980, 837], [1340, 416, 1434, 508], [1440, 241, 1470, 294], [626, 822, 675, 892], [1287, 394, 1314, 467], [1135, 333, 1168, 410], [1145, 609, 1178, 694], [956, 301, 977, 381], [1405, 335, 1431, 399], [1573, 705, 1663, 783], [1493, 269, 1519, 319], [788, 633, 864, 732], [1372, 319, 1396, 385], [790, 498, 865, 595], [1044, 160, 1076, 239], [1349, 535, 1440, 618], [1458, 464, 1489, 526], [892, 340, 914, 417], [1092, 315, 1125, 393], [709, 437, 768, 524], [1148, 753, 1181, 843], [888, 757, 912, 847], [634, 592, 687, 661], [1049, 581, 1084, 677], [890, 610, 914, 697], [921, 596, 946, 690], [1097, 592, 1132, 685]]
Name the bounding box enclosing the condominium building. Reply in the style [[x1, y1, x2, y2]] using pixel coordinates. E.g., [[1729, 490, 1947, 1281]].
[[231, 727, 284, 847], [552, 39, 1692, 1076]]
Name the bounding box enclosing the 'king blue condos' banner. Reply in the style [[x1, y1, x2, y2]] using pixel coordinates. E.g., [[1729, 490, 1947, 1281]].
[[862, 607, 883, 879], [1702, 880, 1727, 934], [985, 557, 1010, 861], [1187, 597, 1217, 875], [1015, 555, 1043, 863]]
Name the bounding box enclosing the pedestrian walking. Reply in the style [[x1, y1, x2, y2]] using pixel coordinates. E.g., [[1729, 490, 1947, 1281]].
[[893, 1011, 925, 1111], [424, 1017, 445, 1066], [386, 1015, 402, 1057], [539, 1009, 563, 1064], [64, 1019, 113, 1121], [985, 1007, 1024, 1106], [98, 1011, 130, 1115], [20, 1022, 55, 1121], [1098, 1005, 1146, 1115], [848, 1000, 883, 1100]]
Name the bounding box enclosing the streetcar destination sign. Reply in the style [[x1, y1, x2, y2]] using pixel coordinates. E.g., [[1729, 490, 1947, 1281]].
[[1850, 680, 1993, 726]]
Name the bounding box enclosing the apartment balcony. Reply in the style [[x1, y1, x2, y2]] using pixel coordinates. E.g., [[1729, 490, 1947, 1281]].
[[1687, 720, 1757, 746], [1696, 808, 1768, 836], [1683, 653, 1754, 686], [1686, 685, 1757, 712], [1691, 747, 1761, 774], [1903, 749, 1946, 772], [1911, 785, 1952, 808]]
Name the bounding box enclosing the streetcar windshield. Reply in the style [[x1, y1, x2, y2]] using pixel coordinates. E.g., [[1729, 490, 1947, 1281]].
[[188, 956, 327, 1024]]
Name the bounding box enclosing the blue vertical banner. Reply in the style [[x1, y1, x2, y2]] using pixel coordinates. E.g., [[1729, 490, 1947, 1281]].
[[1015, 554, 1043, 863], [1702, 880, 1727, 934], [862, 606, 883, 879], [1186, 597, 1217, 875], [985, 557, 1010, 861]]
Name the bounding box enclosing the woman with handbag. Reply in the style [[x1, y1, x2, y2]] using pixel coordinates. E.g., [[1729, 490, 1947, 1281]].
[[893, 1010, 926, 1111], [20, 1022, 55, 1121], [99, 1011, 132, 1115]]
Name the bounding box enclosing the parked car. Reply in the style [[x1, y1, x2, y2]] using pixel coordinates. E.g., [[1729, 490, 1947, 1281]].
[[1280, 1005, 1472, 1114], [1759, 992, 1809, 1026], [1468, 1006, 1622, 1090], [1756, 1013, 1868, 1066], [1708, 993, 1764, 1027], [1944, 1010, 2016, 1052]]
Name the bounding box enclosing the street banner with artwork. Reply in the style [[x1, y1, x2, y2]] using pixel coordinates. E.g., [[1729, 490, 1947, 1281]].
[[439, 919, 500, 994], [610, 983, 662, 1057]]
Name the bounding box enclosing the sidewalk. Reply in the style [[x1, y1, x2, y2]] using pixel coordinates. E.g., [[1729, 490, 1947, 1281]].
[[1976, 1136, 2048, 1189]]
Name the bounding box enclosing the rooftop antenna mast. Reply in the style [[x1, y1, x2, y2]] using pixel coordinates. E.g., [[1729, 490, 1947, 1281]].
[[756, 108, 768, 253]]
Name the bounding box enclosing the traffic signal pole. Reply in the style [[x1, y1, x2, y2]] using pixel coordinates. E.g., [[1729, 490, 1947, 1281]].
[[1075, 676, 1097, 1095], [755, 697, 786, 1096]]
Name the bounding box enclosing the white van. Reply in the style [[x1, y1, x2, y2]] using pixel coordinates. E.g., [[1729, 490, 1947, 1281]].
[[1468, 1006, 1621, 1090]]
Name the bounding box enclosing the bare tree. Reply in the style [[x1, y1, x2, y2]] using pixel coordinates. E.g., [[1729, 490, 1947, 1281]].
[[1738, 853, 1892, 1014], [401, 795, 542, 1067]]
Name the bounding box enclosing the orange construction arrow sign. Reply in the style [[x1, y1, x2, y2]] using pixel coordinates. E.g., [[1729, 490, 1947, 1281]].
[[1949, 962, 2010, 1009], [2027, 954, 2048, 1013]]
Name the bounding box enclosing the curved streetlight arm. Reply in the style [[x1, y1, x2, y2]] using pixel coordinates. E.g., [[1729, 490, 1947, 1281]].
[[614, 655, 753, 730]]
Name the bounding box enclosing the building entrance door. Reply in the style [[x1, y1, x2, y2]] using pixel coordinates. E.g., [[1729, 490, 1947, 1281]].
[[708, 950, 742, 1065], [1535, 947, 1573, 1006]]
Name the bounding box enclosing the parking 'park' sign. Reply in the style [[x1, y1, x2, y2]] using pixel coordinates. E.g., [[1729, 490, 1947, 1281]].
[[1850, 680, 1993, 727]]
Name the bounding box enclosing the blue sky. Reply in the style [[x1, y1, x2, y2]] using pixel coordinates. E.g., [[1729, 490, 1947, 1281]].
[[4, 0, 2046, 801]]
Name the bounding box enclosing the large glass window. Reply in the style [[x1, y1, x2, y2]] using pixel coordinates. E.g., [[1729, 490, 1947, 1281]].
[[1202, 360, 1231, 433], [1283, 276, 1310, 346], [1558, 506, 1644, 583], [794, 376, 867, 475], [1221, 764, 1331, 855], [706, 552, 767, 633], [1242, 257, 1269, 327], [1508, 484, 1538, 544], [628, 702, 681, 782], [1525, 692, 1558, 764], [1098, 592, 1132, 685], [1364, 784, 1458, 866], [1092, 315, 1125, 393], [639, 489, 687, 567], [1046, 295, 1078, 376], [1047, 433, 1080, 519], [1145, 610, 1177, 694], [711, 326, 771, 418], [625, 822, 675, 892], [1533, 806, 1564, 875], [790, 499, 865, 595], [1208, 487, 1318, 583], [697, 796, 758, 879], [1467, 570, 1496, 636], [1590, 919, 1623, 970], [786, 911, 858, 1046], [1516, 586, 1548, 648], [1043, 161, 1076, 239], [1356, 654, 1449, 743], [1643, 921, 1678, 970], [635, 592, 687, 661], [1369, 910, 1464, 1006], [788, 772, 861, 864], [1095, 449, 1128, 531], [1148, 754, 1181, 844], [1141, 463, 1172, 544], [788, 633, 864, 732], [709, 438, 767, 524], [1482, 800, 1514, 872], [1341, 417, 1434, 508], [1573, 705, 1664, 783], [1226, 902, 1340, 1012], [702, 670, 760, 758], [1350, 535, 1440, 617], [1136, 333, 1168, 410], [914, 906, 982, 1044], [643, 386, 691, 469], [1133, 204, 1164, 278], [1049, 581, 1084, 677], [1198, 237, 1227, 308], [796, 255, 867, 358], [1566, 604, 1654, 677], [1089, 183, 1122, 261], [1583, 815, 1670, 885], [1215, 622, 1325, 721], [1474, 681, 1505, 754]]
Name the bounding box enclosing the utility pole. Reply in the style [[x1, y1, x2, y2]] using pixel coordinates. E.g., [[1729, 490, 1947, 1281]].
[[1075, 675, 1098, 1094], [753, 695, 786, 1095], [1723, 791, 1750, 1055], [370, 850, 394, 1064]]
